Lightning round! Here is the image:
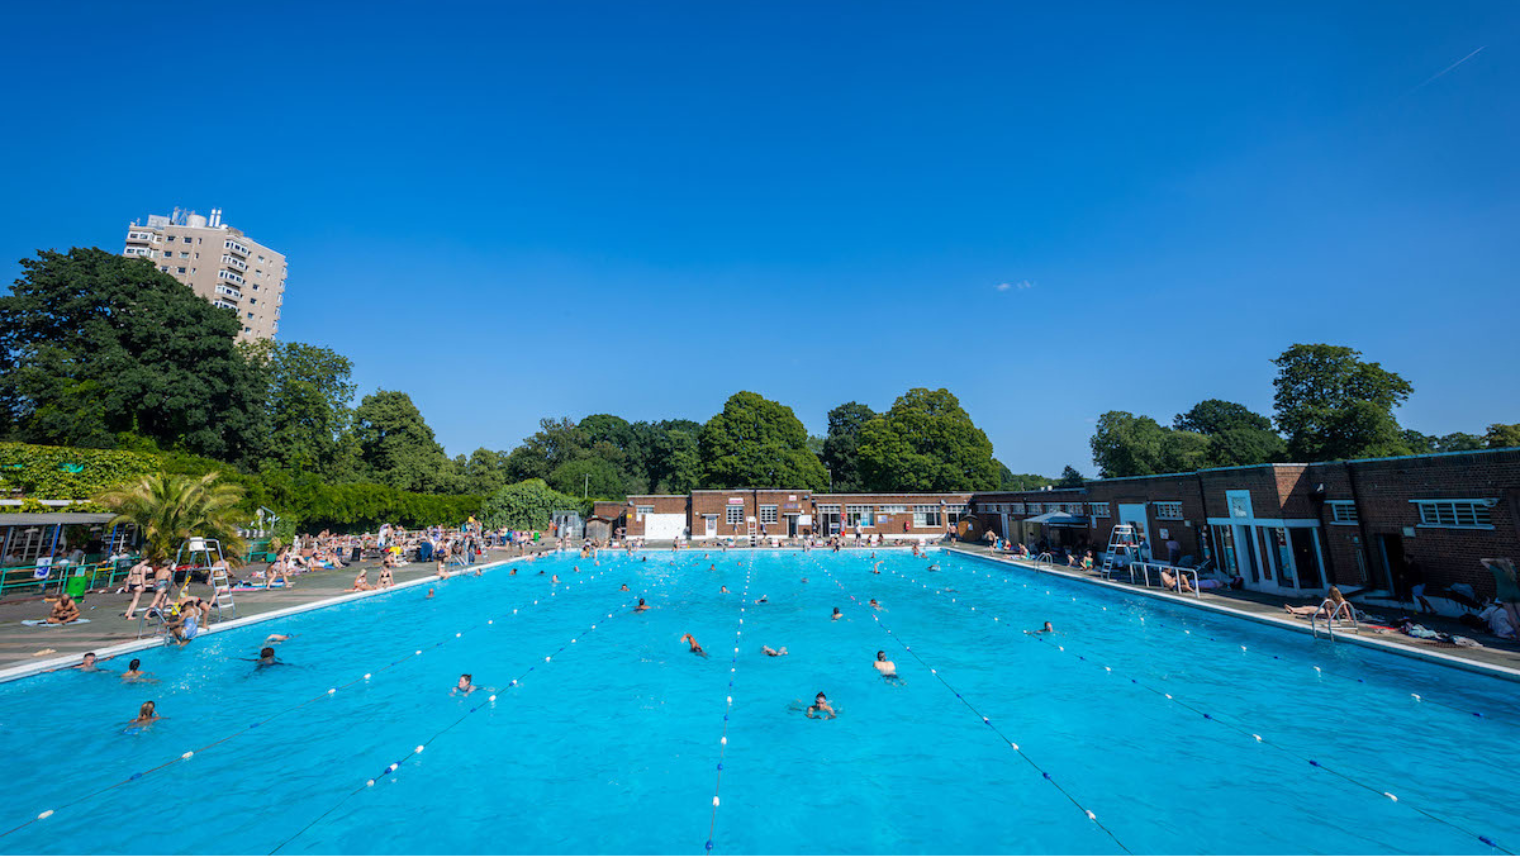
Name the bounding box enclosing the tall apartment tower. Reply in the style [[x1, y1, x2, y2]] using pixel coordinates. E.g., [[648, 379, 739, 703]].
[[122, 207, 287, 341]]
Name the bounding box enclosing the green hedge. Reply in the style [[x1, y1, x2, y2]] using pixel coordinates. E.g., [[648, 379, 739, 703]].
[[0, 442, 159, 499]]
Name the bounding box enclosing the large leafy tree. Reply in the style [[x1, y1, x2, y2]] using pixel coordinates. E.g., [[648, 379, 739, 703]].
[[1173, 399, 1273, 435], [1173, 399, 1285, 467], [96, 471, 247, 564], [478, 479, 585, 530], [698, 392, 828, 489], [0, 249, 266, 462], [1485, 423, 1520, 450], [1090, 411, 1168, 478], [997, 463, 1055, 491], [856, 388, 999, 491], [460, 447, 511, 496], [1272, 344, 1413, 460], [503, 418, 588, 483], [652, 427, 701, 494], [352, 390, 462, 494], [548, 457, 627, 499], [242, 340, 358, 479], [820, 402, 876, 491]]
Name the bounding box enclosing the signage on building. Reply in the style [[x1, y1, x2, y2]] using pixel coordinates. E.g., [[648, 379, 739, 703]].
[[788, 495, 797, 501], [727, 498, 744, 505], [784, 503, 798, 510]]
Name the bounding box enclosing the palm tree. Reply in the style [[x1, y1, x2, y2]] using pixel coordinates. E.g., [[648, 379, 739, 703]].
[[96, 472, 247, 565]]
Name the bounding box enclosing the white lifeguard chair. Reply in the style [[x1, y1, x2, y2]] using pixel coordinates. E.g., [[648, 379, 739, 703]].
[[1101, 525, 1140, 580], [746, 516, 758, 547]]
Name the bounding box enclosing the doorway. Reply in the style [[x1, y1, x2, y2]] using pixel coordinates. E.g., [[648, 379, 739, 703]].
[[1376, 534, 1406, 596], [786, 515, 798, 538], [1289, 528, 1322, 589], [704, 515, 717, 538]]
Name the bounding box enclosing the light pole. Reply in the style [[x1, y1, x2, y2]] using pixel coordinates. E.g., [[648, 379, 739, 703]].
[[584, 474, 589, 499]]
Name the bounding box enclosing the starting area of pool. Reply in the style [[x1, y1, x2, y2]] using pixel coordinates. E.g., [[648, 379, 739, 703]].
[[0, 549, 1514, 854]]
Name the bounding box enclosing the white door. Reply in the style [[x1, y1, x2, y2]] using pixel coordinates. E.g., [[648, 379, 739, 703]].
[[704, 515, 717, 537]]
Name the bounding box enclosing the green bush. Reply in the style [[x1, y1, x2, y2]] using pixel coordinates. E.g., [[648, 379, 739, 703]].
[[0, 442, 159, 499], [480, 479, 588, 530]]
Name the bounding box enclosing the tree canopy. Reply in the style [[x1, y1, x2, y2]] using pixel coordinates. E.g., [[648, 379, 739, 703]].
[[352, 390, 462, 494], [1272, 344, 1414, 460], [698, 392, 828, 489], [820, 402, 876, 491], [856, 388, 999, 491]]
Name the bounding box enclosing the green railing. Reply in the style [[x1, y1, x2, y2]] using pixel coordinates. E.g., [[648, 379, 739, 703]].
[[0, 556, 141, 597]]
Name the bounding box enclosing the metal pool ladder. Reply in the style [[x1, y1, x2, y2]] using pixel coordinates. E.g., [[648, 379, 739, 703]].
[[1310, 600, 1359, 641]]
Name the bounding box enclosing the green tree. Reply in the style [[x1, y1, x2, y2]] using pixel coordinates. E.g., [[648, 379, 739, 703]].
[[548, 457, 627, 499], [1271, 344, 1413, 460], [997, 463, 1055, 491], [1173, 399, 1273, 435], [0, 249, 267, 462], [1208, 427, 1288, 467], [820, 402, 877, 491], [1089, 411, 1168, 477], [1159, 430, 1212, 473], [1484, 423, 1520, 449], [242, 340, 358, 479], [352, 390, 461, 493], [654, 428, 701, 494], [1056, 465, 1085, 487], [504, 418, 588, 483], [461, 448, 511, 496], [856, 389, 999, 491], [698, 392, 828, 489], [1438, 432, 1485, 452], [478, 479, 585, 530], [96, 471, 247, 565]]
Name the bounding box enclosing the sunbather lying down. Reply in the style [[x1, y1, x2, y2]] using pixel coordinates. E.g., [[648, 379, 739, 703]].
[[1159, 570, 1193, 593]]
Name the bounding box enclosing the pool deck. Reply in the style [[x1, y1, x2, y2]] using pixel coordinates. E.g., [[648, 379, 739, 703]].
[[944, 543, 1520, 680], [0, 545, 557, 680]]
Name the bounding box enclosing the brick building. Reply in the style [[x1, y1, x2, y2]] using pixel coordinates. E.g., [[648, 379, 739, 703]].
[[971, 448, 1520, 601], [592, 491, 973, 541]]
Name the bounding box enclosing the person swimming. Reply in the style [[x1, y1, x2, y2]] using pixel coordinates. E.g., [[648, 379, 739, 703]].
[[868, 598, 883, 610], [129, 700, 161, 729], [927, 564, 940, 571], [1029, 621, 1055, 635], [120, 658, 155, 683], [873, 650, 901, 683], [253, 647, 284, 668], [620, 583, 630, 591], [265, 634, 291, 645], [551, 574, 560, 584], [73, 652, 104, 672], [755, 594, 768, 604], [806, 692, 836, 719], [426, 588, 435, 599], [634, 599, 649, 612], [762, 645, 788, 657], [679, 634, 708, 658], [872, 562, 882, 574], [720, 585, 730, 593], [831, 607, 843, 621], [452, 673, 477, 695]]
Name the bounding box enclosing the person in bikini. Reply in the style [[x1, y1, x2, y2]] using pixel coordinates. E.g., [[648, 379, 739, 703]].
[[123, 558, 151, 619]]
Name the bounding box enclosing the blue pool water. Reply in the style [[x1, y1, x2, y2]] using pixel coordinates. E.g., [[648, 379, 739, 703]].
[[0, 549, 1515, 854]]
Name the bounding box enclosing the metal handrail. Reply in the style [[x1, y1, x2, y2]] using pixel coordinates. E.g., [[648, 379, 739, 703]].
[[1035, 552, 1054, 565], [1310, 600, 1359, 641]]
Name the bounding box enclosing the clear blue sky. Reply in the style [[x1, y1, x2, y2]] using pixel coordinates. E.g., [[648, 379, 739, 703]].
[[2, 2, 1516, 476]]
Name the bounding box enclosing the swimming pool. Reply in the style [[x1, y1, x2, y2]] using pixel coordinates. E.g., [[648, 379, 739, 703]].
[[0, 549, 1514, 854]]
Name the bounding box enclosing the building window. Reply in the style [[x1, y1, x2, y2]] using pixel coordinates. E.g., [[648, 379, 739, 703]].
[[246, 312, 254, 320], [1413, 499, 1494, 529], [1327, 502, 1358, 524], [912, 505, 941, 527], [1154, 501, 1183, 520], [845, 505, 874, 527], [159, 266, 169, 272], [880, 505, 908, 514], [726, 506, 744, 526], [759, 505, 778, 524], [1089, 502, 1111, 518], [945, 504, 968, 527], [176, 267, 187, 274]]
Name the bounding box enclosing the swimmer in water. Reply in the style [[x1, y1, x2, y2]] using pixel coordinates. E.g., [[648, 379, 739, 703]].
[[620, 584, 630, 591], [426, 588, 435, 599], [755, 594, 768, 604], [265, 634, 291, 645], [872, 562, 882, 574], [868, 598, 883, 610], [1028, 621, 1055, 635], [634, 599, 649, 612], [762, 645, 788, 657], [129, 700, 161, 728], [831, 607, 843, 621], [452, 673, 477, 695], [927, 564, 940, 571], [720, 585, 730, 593], [806, 692, 836, 719], [873, 650, 902, 683], [801, 578, 808, 584], [679, 634, 708, 658], [252, 647, 284, 668], [552, 575, 560, 584], [510, 568, 517, 576], [120, 658, 155, 683], [73, 652, 104, 672]]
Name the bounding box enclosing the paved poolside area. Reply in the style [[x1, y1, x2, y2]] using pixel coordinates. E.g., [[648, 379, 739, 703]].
[[945, 543, 1520, 675], [0, 546, 553, 673]]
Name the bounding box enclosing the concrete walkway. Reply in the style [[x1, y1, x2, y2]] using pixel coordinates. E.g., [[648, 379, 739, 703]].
[[0, 545, 555, 674], [945, 543, 1520, 677]]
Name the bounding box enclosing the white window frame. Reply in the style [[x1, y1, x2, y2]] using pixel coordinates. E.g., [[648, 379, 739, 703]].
[[759, 505, 778, 524], [635, 505, 654, 520], [725, 506, 744, 526], [1154, 501, 1183, 520], [912, 505, 941, 527], [1089, 502, 1110, 518], [879, 504, 907, 514], [845, 505, 873, 527], [1411, 499, 1494, 529], [1327, 501, 1358, 525]]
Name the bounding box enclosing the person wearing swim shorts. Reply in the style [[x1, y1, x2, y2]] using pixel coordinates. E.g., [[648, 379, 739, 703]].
[[762, 646, 788, 657], [680, 634, 708, 657]]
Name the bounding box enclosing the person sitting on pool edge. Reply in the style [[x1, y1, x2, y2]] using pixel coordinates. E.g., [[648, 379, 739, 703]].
[[806, 692, 836, 719], [452, 673, 477, 695], [873, 651, 901, 683], [831, 607, 843, 620], [680, 634, 708, 657]]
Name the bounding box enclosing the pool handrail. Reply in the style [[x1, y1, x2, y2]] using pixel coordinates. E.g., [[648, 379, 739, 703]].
[[1310, 599, 1359, 641]]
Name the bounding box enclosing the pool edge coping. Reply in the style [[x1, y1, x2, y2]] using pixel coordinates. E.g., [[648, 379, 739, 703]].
[[943, 545, 1520, 684], [0, 556, 527, 685]]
